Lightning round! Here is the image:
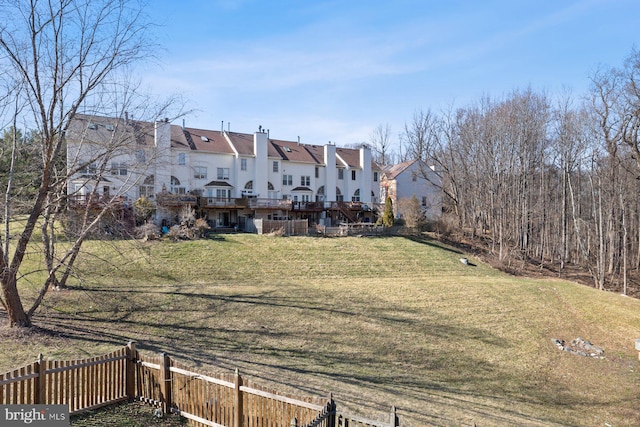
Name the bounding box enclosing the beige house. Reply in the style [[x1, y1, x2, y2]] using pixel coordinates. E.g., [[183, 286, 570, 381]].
[[380, 159, 442, 221]]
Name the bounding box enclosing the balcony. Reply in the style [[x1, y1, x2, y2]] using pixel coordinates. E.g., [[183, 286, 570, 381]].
[[202, 197, 247, 209], [291, 201, 324, 211], [329, 201, 363, 210], [156, 193, 198, 207], [249, 198, 292, 210]]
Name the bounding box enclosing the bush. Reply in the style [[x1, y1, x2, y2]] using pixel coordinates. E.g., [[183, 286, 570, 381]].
[[381, 196, 394, 227], [135, 197, 156, 225], [193, 218, 211, 238], [136, 223, 160, 241], [168, 225, 182, 241]]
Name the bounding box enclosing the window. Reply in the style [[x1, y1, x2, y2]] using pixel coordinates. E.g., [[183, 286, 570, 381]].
[[300, 176, 310, 186], [178, 153, 186, 165], [216, 189, 229, 199], [282, 174, 293, 186], [338, 169, 344, 180], [241, 158, 247, 171], [217, 167, 230, 180], [352, 189, 360, 202], [171, 176, 185, 194], [374, 172, 379, 182], [137, 150, 146, 163], [412, 172, 418, 182], [422, 196, 427, 207], [351, 170, 356, 181], [273, 161, 279, 172], [139, 175, 155, 199], [78, 162, 96, 174], [315, 167, 319, 178], [111, 162, 127, 176], [302, 194, 310, 202], [194, 166, 207, 179]]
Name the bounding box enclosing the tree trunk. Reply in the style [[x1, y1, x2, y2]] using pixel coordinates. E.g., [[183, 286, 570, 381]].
[[1, 273, 31, 327]]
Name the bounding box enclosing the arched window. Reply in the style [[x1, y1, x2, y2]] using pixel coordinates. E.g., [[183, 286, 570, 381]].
[[336, 187, 343, 202], [139, 175, 155, 199], [352, 189, 360, 202], [244, 181, 253, 189], [171, 176, 185, 194]]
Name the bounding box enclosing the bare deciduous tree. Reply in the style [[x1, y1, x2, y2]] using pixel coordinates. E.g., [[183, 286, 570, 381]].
[[0, 0, 175, 327], [369, 123, 394, 166]]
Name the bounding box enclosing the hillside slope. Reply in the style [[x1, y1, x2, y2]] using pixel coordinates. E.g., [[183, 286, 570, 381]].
[[1, 234, 639, 426]]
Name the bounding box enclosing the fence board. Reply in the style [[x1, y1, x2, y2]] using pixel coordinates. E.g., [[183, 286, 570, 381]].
[[0, 344, 401, 426]]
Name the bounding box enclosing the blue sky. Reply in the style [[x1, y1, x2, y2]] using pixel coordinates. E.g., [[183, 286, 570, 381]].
[[140, 0, 640, 147]]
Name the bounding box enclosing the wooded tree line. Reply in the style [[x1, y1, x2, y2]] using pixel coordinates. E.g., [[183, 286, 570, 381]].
[[369, 49, 640, 293]]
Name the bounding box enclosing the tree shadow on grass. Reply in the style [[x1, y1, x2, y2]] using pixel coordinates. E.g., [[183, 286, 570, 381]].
[[17, 278, 638, 427], [402, 234, 465, 254]]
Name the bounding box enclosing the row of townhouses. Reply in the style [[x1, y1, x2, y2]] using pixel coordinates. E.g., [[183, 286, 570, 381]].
[[66, 114, 441, 232]]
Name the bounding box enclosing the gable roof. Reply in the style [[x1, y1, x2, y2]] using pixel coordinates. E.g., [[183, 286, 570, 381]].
[[182, 127, 235, 154], [67, 115, 380, 171], [67, 114, 143, 146], [336, 147, 361, 168], [225, 132, 254, 155], [382, 160, 417, 180], [270, 139, 318, 163]]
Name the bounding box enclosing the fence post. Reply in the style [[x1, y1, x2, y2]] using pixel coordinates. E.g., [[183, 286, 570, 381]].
[[126, 341, 137, 401], [234, 368, 243, 427], [327, 393, 336, 427], [390, 406, 398, 427], [290, 417, 298, 427], [35, 353, 45, 404], [160, 353, 172, 414]]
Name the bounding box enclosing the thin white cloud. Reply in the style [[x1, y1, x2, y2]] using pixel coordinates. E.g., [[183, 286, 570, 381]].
[[140, 0, 640, 144]]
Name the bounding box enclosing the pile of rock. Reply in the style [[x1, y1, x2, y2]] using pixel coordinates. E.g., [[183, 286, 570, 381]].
[[551, 337, 604, 358]]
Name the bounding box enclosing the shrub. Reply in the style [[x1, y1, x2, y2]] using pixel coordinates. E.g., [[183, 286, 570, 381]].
[[136, 223, 160, 241], [135, 197, 156, 225], [382, 196, 395, 227], [193, 218, 211, 238]]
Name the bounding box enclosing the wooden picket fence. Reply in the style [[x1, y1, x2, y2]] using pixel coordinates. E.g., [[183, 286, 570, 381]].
[[0, 342, 404, 427]]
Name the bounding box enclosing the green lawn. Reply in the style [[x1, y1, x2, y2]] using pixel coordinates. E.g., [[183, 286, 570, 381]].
[[2, 234, 640, 426]]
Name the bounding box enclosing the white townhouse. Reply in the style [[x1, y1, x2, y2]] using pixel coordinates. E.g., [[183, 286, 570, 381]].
[[66, 114, 382, 231], [380, 159, 442, 221]]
